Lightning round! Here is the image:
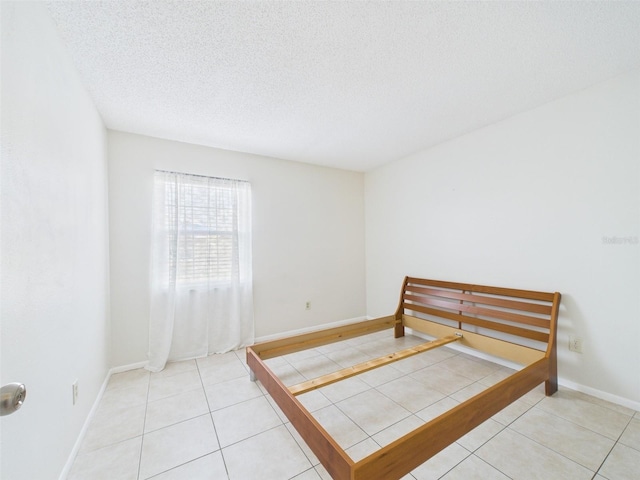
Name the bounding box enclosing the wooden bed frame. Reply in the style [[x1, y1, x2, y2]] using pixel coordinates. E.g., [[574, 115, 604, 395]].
[[246, 276, 561, 480]]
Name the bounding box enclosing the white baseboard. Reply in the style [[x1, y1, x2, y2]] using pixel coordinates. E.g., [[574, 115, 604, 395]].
[[110, 360, 148, 374], [557, 378, 640, 412], [58, 370, 111, 480], [407, 327, 640, 412], [58, 361, 149, 480]]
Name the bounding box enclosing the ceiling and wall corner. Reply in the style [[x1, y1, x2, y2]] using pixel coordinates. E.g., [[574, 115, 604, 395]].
[[45, 1, 640, 172]]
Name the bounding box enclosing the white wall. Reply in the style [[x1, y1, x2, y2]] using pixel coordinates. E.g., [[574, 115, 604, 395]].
[[1, 3, 110, 479], [365, 70, 640, 406], [108, 131, 365, 366]]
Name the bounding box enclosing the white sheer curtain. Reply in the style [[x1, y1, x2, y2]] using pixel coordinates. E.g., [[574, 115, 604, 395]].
[[147, 170, 254, 372]]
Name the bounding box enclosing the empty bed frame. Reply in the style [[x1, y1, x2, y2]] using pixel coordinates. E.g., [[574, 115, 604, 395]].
[[246, 276, 561, 480]]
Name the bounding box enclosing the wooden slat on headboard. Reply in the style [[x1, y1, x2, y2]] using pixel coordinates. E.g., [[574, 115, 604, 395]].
[[395, 277, 559, 350]]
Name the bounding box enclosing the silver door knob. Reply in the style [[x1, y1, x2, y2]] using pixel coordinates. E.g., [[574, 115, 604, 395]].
[[0, 383, 27, 416]]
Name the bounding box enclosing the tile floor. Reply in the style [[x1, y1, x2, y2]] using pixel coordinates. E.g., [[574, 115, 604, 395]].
[[67, 330, 640, 480]]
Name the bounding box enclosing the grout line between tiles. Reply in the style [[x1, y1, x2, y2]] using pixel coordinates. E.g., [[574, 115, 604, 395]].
[[136, 372, 151, 480], [504, 425, 597, 477], [195, 359, 232, 480], [591, 413, 635, 478]]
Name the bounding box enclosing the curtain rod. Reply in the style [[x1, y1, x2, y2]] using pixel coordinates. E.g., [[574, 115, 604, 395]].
[[155, 169, 249, 184]]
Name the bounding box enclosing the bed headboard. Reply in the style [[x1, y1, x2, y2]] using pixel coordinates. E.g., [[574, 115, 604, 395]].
[[395, 276, 561, 354]]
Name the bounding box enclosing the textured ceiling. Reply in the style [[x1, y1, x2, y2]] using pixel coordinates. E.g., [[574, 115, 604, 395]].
[[46, 1, 640, 172]]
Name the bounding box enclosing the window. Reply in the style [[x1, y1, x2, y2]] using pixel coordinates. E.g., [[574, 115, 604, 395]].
[[148, 170, 254, 370], [154, 170, 252, 287]]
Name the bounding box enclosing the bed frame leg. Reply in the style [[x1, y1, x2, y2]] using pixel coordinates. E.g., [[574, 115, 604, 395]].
[[249, 369, 257, 382], [545, 357, 558, 396], [394, 321, 405, 338], [545, 378, 557, 396], [545, 343, 558, 395]]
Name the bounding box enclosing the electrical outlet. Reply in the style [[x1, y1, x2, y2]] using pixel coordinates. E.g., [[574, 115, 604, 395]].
[[569, 336, 583, 353], [72, 380, 78, 405], [305, 301, 311, 310]]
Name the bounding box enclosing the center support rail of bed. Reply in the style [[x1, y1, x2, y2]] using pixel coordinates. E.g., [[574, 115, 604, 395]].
[[246, 276, 561, 480]]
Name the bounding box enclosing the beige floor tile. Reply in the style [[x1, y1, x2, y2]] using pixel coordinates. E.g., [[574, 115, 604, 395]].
[[419, 345, 458, 363], [491, 398, 532, 425], [198, 358, 247, 386], [147, 369, 203, 402], [266, 362, 307, 387], [283, 347, 323, 362], [391, 350, 442, 374], [618, 417, 640, 451], [476, 428, 593, 480], [357, 339, 401, 357], [449, 381, 488, 403], [346, 437, 381, 462], [291, 468, 323, 479], [99, 382, 149, 412], [319, 375, 371, 403], [264, 392, 290, 423], [358, 363, 404, 388], [410, 363, 475, 395], [285, 422, 320, 466], [287, 354, 342, 379], [410, 442, 471, 480], [297, 389, 332, 412], [337, 389, 411, 436], [151, 359, 197, 379], [438, 354, 500, 381], [598, 443, 640, 480], [317, 339, 355, 354], [80, 403, 146, 453], [313, 462, 334, 479], [519, 383, 546, 406], [324, 348, 372, 367], [477, 366, 517, 388], [377, 376, 446, 412], [511, 407, 615, 471], [144, 387, 209, 433], [537, 389, 631, 440], [222, 425, 312, 480], [232, 349, 248, 364], [457, 418, 504, 452], [263, 355, 289, 368], [567, 389, 637, 417], [68, 436, 142, 480], [107, 368, 150, 390], [149, 451, 228, 479], [203, 375, 263, 412], [372, 415, 425, 447], [196, 350, 243, 369], [139, 414, 219, 479], [313, 404, 368, 449], [416, 396, 460, 423], [211, 396, 282, 447], [441, 454, 510, 479]]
